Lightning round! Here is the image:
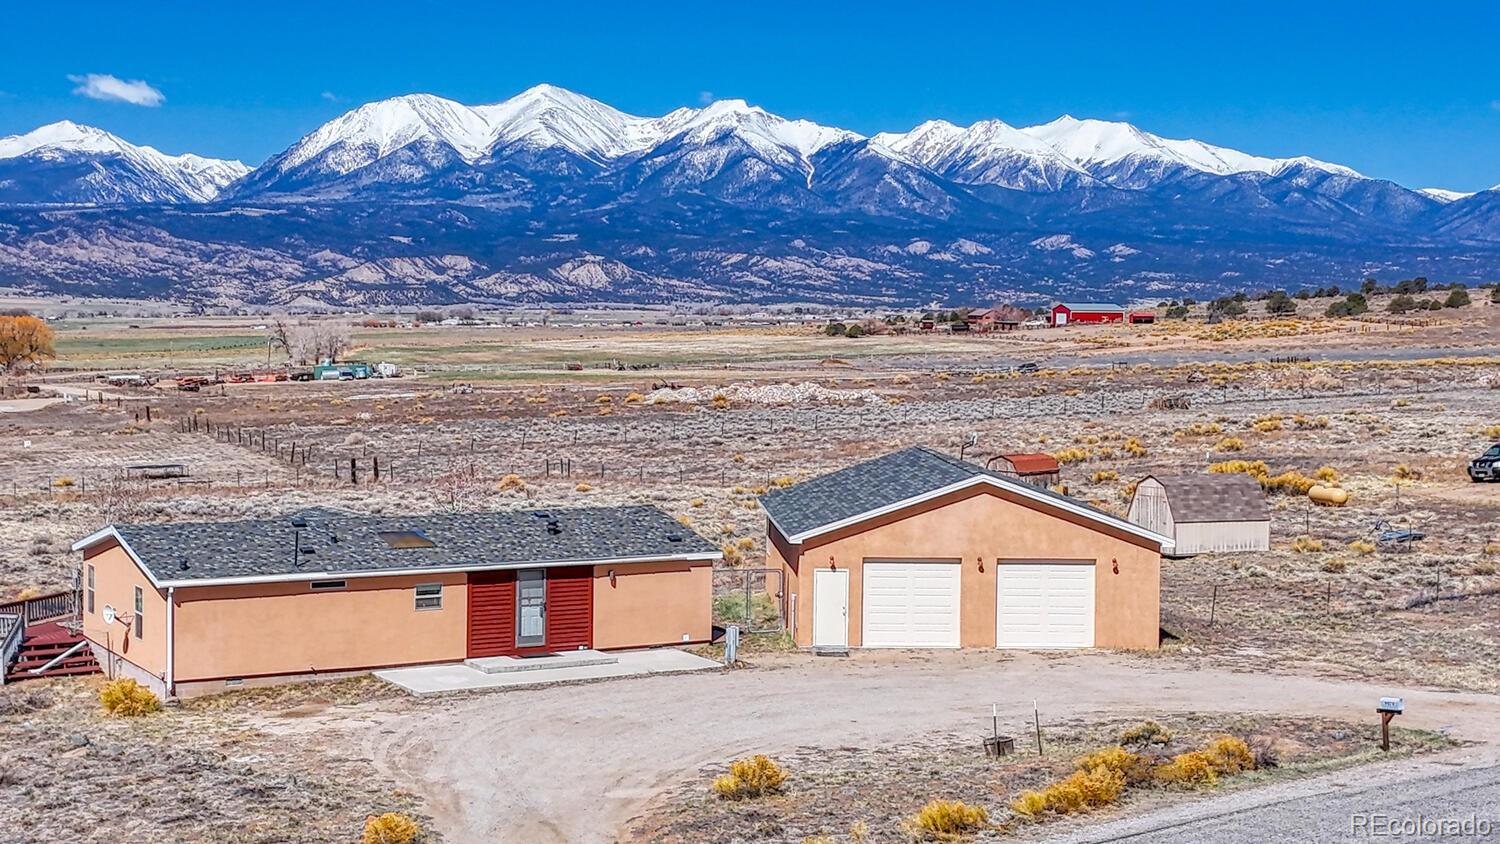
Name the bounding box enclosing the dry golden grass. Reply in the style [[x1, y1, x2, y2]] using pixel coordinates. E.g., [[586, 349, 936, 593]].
[[1252, 415, 1284, 433], [1123, 437, 1148, 457], [1053, 447, 1090, 465], [711, 755, 788, 800], [1091, 470, 1119, 484], [1155, 751, 1219, 787], [1214, 436, 1247, 453], [495, 474, 525, 492], [1393, 464, 1422, 481], [100, 678, 160, 717], [362, 813, 421, 844], [1292, 535, 1325, 553], [1349, 538, 1376, 555], [905, 799, 989, 838], [574, 482, 594, 492]]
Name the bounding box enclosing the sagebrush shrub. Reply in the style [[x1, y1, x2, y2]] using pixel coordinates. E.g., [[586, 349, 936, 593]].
[[99, 678, 160, 717], [1119, 720, 1173, 747], [1077, 745, 1150, 784], [1204, 736, 1255, 774], [711, 755, 787, 800], [362, 813, 421, 844], [905, 799, 988, 838], [1156, 750, 1219, 787]]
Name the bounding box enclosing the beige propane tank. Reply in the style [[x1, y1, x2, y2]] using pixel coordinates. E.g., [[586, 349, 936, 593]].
[[1308, 484, 1350, 507]]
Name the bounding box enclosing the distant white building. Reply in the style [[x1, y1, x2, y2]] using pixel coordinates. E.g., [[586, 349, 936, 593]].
[[1127, 474, 1271, 556]]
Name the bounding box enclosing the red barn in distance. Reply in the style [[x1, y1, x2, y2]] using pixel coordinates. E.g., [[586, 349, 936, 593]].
[[1050, 302, 1127, 326]]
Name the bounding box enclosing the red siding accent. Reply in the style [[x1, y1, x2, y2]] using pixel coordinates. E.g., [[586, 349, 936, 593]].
[[467, 570, 516, 658], [466, 567, 594, 658], [543, 566, 593, 652]]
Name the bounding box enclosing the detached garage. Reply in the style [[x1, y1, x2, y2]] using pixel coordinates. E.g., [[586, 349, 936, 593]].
[[763, 447, 1168, 652]]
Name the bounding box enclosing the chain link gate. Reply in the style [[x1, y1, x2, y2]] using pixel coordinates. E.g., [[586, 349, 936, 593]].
[[712, 567, 785, 633]]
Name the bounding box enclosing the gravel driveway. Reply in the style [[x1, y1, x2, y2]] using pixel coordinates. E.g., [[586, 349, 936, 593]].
[[273, 651, 1500, 843]]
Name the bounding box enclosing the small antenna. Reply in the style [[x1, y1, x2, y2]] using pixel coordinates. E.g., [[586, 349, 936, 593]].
[[959, 432, 980, 462]]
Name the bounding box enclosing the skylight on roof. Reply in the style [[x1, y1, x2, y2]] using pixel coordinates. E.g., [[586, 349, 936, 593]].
[[377, 529, 436, 550]]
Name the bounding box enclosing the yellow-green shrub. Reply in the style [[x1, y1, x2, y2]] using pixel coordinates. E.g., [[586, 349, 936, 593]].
[[99, 678, 160, 717], [1120, 719, 1173, 747], [1053, 447, 1090, 464], [1036, 766, 1126, 814], [1314, 465, 1341, 483], [711, 755, 787, 800], [1214, 436, 1246, 453], [1204, 736, 1255, 775], [1252, 415, 1284, 433], [1091, 470, 1119, 484], [1123, 437, 1148, 457], [1077, 745, 1150, 784], [1155, 751, 1219, 787], [905, 799, 988, 838], [1349, 538, 1376, 555], [1292, 535, 1324, 553], [362, 813, 421, 844], [1010, 790, 1048, 818]]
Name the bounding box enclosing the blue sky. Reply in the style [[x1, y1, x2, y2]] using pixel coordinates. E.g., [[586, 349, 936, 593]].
[[3, 2, 1498, 191]]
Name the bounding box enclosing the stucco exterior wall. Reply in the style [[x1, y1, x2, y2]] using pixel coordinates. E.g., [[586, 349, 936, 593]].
[[783, 486, 1160, 650], [80, 540, 167, 680], [172, 573, 469, 682], [591, 562, 712, 649]]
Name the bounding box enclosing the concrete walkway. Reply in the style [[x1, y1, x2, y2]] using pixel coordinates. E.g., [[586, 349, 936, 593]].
[[374, 648, 720, 695]]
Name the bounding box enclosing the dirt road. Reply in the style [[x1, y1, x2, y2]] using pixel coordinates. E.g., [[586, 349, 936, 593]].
[[261, 651, 1500, 843]]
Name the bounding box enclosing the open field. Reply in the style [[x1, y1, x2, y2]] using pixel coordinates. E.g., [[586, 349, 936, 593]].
[[4, 299, 1500, 841]]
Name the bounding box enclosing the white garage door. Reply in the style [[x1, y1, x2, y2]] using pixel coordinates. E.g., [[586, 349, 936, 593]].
[[862, 561, 960, 648], [997, 562, 1095, 648]]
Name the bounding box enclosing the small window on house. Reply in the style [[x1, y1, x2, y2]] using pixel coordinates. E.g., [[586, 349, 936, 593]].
[[378, 530, 436, 550], [414, 583, 443, 611], [86, 565, 96, 615], [133, 586, 144, 638], [309, 580, 347, 591]]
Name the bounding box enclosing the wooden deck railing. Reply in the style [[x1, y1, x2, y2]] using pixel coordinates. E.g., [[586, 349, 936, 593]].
[[0, 590, 77, 626]]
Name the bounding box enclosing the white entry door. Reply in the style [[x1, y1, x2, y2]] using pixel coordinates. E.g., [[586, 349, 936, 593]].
[[861, 561, 961, 648], [997, 562, 1095, 648], [1055, 311, 1068, 326], [812, 568, 849, 648]]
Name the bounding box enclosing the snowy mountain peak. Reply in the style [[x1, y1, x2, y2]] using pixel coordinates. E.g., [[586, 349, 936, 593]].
[[1022, 115, 1361, 182], [874, 117, 1093, 191], [0, 121, 247, 203], [1418, 187, 1475, 203], [278, 93, 497, 172]]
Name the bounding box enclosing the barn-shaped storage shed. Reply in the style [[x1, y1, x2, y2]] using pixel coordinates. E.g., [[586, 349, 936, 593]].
[[1127, 474, 1271, 556]]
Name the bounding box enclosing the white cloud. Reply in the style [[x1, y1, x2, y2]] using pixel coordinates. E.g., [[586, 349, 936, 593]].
[[67, 73, 165, 107], [321, 91, 340, 102], [698, 90, 715, 105]]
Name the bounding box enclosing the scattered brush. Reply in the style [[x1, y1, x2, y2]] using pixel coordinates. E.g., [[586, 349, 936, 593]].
[[904, 799, 989, 838], [711, 755, 787, 800], [1214, 437, 1246, 453], [1292, 535, 1325, 553], [100, 679, 160, 717], [362, 813, 421, 844]]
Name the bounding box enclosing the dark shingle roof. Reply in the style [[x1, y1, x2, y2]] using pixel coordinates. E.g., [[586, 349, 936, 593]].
[[761, 446, 1148, 541], [1147, 474, 1271, 523], [105, 505, 718, 584]]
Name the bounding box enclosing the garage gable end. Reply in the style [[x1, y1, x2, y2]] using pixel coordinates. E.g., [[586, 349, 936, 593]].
[[762, 447, 1167, 550]]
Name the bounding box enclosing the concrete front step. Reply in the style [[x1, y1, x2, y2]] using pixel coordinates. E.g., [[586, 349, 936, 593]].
[[463, 649, 619, 675]]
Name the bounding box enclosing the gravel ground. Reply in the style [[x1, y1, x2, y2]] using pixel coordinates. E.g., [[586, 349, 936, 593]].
[[249, 650, 1500, 844]]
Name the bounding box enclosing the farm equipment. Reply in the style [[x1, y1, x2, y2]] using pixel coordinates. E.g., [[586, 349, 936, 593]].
[[1372, 520, 1425, 552]]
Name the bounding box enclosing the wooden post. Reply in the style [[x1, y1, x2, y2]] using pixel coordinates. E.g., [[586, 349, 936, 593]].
[[1380, 711, 1394, 751], [350, 457, 358, 485], [1209, 584, 1219, 628]]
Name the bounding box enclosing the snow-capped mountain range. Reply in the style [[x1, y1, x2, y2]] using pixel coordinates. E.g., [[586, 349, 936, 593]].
[[0, 121, 247, 204], [0, 84, 1497, 306]]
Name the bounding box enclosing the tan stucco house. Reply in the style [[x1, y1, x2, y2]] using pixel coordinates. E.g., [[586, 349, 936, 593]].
[[72, 506, 720, 698], [762, 447, 1168, 651]]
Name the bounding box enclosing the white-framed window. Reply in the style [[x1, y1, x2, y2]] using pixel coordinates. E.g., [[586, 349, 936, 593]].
[[309, 580, 347, 591], [414, 583, 443, 611], [86, 564, 95, 614], [133, 586, 143, 639]]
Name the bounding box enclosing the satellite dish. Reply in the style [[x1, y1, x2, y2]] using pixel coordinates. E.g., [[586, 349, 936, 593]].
[[102, 605, 117, 625]]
